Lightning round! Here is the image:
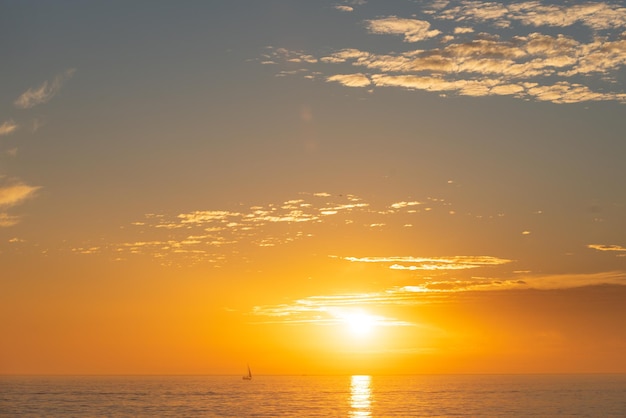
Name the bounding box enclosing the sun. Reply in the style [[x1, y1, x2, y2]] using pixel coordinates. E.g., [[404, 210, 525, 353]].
[[344, 310, 377, 337]]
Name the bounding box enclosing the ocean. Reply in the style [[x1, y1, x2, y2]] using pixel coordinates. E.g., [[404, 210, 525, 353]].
[[1, 374, 625, 417]]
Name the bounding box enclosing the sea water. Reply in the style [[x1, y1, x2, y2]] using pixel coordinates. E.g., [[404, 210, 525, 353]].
[[1, 374, 625, 417]]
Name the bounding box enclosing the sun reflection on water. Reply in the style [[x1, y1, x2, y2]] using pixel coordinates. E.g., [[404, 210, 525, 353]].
[[350, 375, 372, 417]]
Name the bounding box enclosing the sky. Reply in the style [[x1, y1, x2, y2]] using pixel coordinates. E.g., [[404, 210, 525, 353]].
[[1, 0, 626, 375]]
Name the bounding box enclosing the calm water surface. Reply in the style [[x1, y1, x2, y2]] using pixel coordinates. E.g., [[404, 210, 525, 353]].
[[1, 374, 625, 417]]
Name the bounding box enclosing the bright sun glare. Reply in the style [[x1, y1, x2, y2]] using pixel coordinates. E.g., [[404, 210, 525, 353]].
[[344, 311, 377, 337]]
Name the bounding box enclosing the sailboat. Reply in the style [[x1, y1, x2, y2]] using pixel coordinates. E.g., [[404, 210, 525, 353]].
[[242, 364, 252, 380]]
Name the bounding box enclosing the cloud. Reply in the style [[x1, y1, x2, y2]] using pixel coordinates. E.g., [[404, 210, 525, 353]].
[[520, 271, 626, 289], [398, 271, 626, 292], [250, 271, 626, 327], [74, 192, 457, 265], [366, 17, 441, 42], [588, 244, 626, 252], [390, 201, 421, 209], [345, 255, 512, 270], [559, 37, 626, 77], [252, 270, 626, 321], [0, 213, 20, 227], [454, 26, 474, 34], [0, 120, 18, 136], [438, 1, 509, 26], [438, 1, 626, 31], [509, 2, 626, 31], [263, 48, 317, 66], [263, 1, 626, 103], [337, 0, 367, 10], [334, 5, 354, 12], [14, 69, 76, 109], [0, 181, 41, 227], [320, 48, 370, 64], [0, 182, 41, 209], [320, 31, 626, 101], [252, 292, 417, 326], [327, 73, 371, 87], [177, 210, 241, 224]]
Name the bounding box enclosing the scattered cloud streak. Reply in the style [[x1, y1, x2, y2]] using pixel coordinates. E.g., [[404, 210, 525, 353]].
[[252, 297, 412, 327], [0, 182, 40, 209], [588, 244, 626, 257], [0, 213, 20, 228], [345, 255, 512, 270], [0, 180, 41, 227], [0, 71, 71, 226], [14, 69, 76, 109], [519, 271, 626, 289], [251, 271, 626, 325], [327, 73, 371, 87], [263, 1, 626, 103], [72, 192, 456, 265], [0, 120, 18, 136]]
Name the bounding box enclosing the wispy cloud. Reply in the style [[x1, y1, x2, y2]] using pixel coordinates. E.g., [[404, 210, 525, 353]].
[[588, 244, 626, 256], [411, 271, 626, 291], [0, 120, 18, 136], [0, 182, 40, 209], [327, 73, 371, 87], [390, 201, 421, 209], [0, 181, 41, 227], [344, 255, 512, 270], [251, 271, 626, 325], [0, 213, 20, 227], [72, 192, 458, 265], [520, 271, 626, 289], [263, 1, 626, 104], [14, 69, 76, 109], [337, 0, 367, 9], [252, 292, 416, 326]]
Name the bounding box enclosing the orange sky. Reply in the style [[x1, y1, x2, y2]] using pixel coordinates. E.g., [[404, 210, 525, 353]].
[[3, 223, 626, 375], [2, 1, 626, 375]]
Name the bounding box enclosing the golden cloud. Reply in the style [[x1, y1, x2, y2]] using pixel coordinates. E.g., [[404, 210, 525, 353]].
[[0, 183, 41, 209], [14, 69, 76, 109], [366, 17, 441, 42], [0, 120, 18, 136], [345, 255, 512, 270], [266, 1, 626, 104]]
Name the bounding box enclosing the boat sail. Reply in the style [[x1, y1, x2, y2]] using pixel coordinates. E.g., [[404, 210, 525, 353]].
[[242, 364, 252, 380]]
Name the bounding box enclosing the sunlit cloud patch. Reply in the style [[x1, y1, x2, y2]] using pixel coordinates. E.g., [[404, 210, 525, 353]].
[[0, 120, 18, 137], [345, 255, 512, 270], [252, 292, 420, 326], [366, 17, 441, 42], [0, 180, 41, 227], [587, 243, 626, 252], [334, 5, 354, 13], [262, 1, 626, 103], [14, 69, 76, 109], [251, 271, 626, 325], [588, 243, 626, 256]]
